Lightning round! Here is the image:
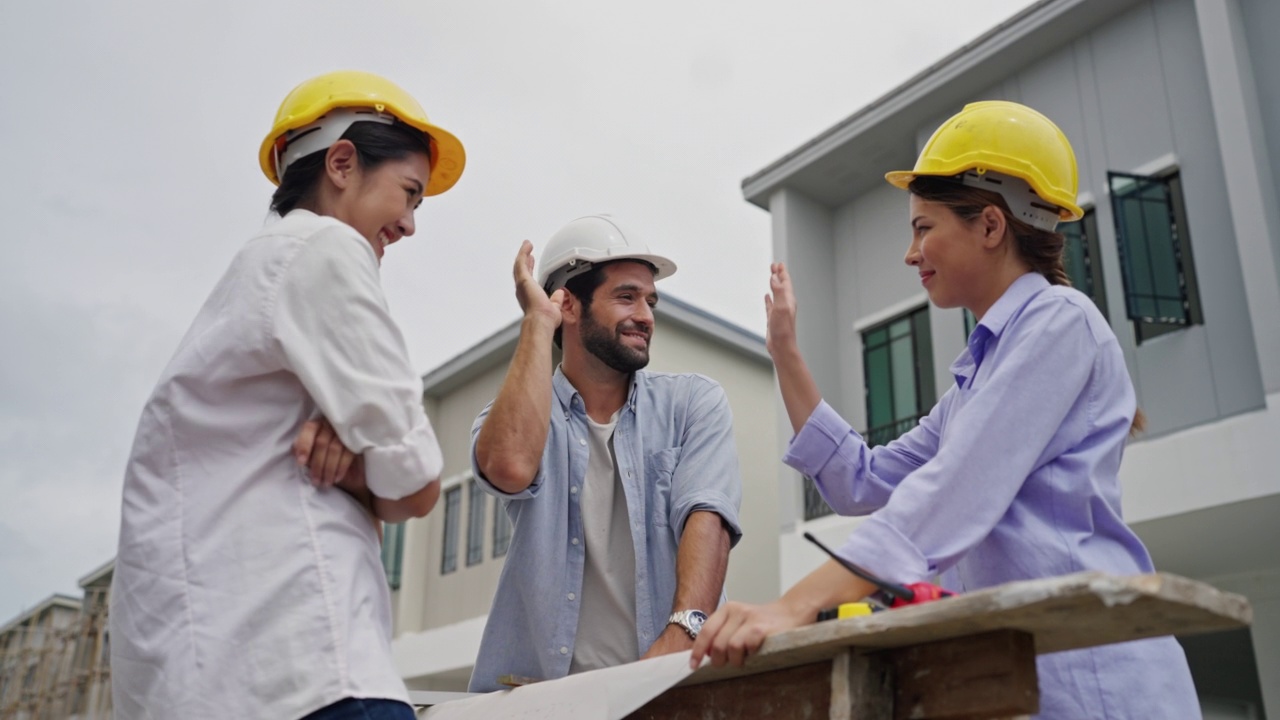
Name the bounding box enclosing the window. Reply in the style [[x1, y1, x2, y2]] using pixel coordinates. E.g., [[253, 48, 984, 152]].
[[803, 306, 936, 522], [863, 306, 936, 447], [381, 522, 405, 590], [466, 479, 485, 566], [1108, 171, 1202, 343], [1060, 209, 1108, 319], [492, 499, 512, 558], [440, 486, 461, 574]]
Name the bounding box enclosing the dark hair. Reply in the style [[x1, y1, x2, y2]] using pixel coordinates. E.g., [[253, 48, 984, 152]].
[[269, 120, 433, 216], [907, 176, 1070, 287], [552, 259, 657, 349], [907, 175, 1148, 435]]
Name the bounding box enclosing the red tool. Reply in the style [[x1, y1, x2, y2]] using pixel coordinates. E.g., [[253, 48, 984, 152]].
[[803, 532, 955, 607]]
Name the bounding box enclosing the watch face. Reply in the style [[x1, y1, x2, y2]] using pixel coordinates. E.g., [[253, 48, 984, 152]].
[[688, 610, 708, 630]]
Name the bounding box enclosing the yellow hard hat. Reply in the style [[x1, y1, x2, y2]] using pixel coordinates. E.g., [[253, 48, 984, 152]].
[[259, 70, 465, 196], [885, 100, 1083, 226]]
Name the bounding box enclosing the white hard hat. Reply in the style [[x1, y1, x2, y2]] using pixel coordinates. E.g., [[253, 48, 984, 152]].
[[536, 215, 677, 293]]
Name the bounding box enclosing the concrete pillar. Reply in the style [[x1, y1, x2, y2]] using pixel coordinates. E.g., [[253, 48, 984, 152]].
[[1207, 569, 1280, 717], [1194, 0, 1280, 392], [768, 187, 836, 539]]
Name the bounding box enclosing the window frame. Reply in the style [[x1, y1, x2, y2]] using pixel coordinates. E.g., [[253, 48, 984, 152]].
[[861, 305, 935, 448], [802, 304, 936, 522], [1107, 170, 1203, 343], [440, 485, 461, 575], [1060, 208, 1109, 320], [380, 522, 405, 590], [492, 497, 512, 559], [466, 479, 485, 567]]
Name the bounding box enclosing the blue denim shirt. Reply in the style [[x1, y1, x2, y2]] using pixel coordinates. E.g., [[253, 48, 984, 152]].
[[467, 368, 743, 692], [786, 273, 1198, 719]]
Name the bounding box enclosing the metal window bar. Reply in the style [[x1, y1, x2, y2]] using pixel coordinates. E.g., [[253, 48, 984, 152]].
[[440, 486, 461, 574], [1108, 171, 1191, 327], [492, 499, 512, 558], [466, 479, 485, 566]]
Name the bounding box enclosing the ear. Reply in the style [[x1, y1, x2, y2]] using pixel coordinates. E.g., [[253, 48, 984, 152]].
[[324, 140, 359, 189], [559, 289, 579, 325], [979, 205, 1009, 250]]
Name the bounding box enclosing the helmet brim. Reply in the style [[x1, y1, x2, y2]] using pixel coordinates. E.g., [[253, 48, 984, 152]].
[[259, 103, 466, 196]]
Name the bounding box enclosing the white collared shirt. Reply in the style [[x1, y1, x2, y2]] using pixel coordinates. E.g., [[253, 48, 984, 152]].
[[110, 210, 442, 719]]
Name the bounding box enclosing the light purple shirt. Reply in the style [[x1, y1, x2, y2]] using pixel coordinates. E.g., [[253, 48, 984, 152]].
[[785, 273, 1199, 719]]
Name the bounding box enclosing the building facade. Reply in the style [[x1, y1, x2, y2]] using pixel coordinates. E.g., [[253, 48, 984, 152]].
[[0, 562, 113, 719], [741, 0, 1279, 716], [389, 296, 780, 690]]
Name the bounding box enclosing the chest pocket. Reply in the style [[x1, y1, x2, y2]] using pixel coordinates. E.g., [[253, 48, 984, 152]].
[[644, 447, 681, 529]]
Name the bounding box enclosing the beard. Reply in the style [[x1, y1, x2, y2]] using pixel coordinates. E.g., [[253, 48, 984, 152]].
[[580, 307, 650, 373]]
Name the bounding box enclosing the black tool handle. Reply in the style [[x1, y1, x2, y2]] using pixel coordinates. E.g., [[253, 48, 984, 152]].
[[802, 531, 915, 603]]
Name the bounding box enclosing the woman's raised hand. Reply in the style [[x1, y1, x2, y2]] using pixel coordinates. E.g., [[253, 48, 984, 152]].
[[765, 262, 799, 357]]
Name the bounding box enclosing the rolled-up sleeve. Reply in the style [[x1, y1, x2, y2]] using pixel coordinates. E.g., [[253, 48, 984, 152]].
[[271, 227, 443, 500], [784, 396, 945, 515], [668, 379, 743, 547]]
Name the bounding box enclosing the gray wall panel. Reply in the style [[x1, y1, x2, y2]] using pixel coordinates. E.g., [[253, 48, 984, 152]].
[[1153, 0, 1264, 420], [1087, 3, 1178, 173], [1238, 0, 1280, 235], [832, 204, 865, 429], [771, 188, 840, 414]]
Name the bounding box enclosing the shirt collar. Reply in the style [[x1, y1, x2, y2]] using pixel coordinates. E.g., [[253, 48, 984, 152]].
[[950, 272, 1049, 386], [975, 272, 1049, 340], [552, 365, 641, 417]]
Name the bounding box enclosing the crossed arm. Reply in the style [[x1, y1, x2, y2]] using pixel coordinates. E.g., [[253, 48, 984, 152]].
[[294, 418, 440, 525]]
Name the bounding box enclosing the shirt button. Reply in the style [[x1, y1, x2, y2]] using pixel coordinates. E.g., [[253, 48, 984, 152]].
[[571, 537, 580, 545], [570, 486, 579, 495], [560, 646, 569, 655], [579, 438, 586, 446], [567, 593, 576, 601]]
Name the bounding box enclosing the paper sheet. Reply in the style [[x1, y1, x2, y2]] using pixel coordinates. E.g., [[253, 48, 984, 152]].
[[420, 651, 700, 719]]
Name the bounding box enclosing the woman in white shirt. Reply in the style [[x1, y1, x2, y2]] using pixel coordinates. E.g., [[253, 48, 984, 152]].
[[110, 71, 465, 720]]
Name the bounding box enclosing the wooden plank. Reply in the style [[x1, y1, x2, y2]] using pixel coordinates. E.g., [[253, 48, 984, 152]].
[[676, 572, 1250, 689], [887, 630, 1037, 720], [626, 661, 832, 719], [830, 649, 893, 720]]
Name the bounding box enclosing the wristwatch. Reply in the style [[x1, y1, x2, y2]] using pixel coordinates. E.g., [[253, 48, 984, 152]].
[[667, 609, 708, 640]]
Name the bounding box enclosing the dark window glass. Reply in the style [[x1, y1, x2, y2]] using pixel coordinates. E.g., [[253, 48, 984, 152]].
[[381, 522, 405, 590], [1060, 209, 1109, 319], [1108, 171, 1202, 343]]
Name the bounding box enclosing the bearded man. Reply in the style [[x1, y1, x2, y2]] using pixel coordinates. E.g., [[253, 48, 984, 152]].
[[467, 215, 743, 692]]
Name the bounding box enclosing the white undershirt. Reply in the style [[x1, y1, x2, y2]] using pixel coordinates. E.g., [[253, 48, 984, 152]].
[[570, 411, 639, 672]]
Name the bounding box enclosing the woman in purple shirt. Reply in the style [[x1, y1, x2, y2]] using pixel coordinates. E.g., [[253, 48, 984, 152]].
[[691, 101, 1200, 718]]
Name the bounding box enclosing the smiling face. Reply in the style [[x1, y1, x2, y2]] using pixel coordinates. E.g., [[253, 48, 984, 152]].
[[904, 194, 1003, 313], [332, 150, 430, 263], [576, 261, 658, 373]]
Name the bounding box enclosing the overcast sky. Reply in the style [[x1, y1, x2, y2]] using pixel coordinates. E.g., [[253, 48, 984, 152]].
[[0, 0, 1036, 618]]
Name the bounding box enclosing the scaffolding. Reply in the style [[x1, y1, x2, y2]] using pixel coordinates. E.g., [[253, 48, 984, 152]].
[[0, 566, 113, 720]]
